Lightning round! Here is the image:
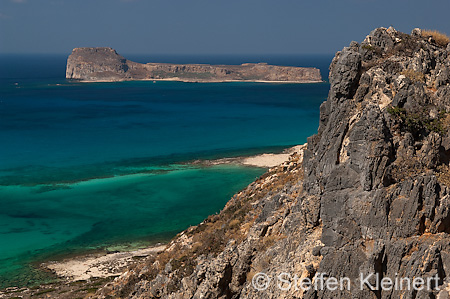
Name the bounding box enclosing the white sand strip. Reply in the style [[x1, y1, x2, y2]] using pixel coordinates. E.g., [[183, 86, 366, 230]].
[[240, 144, 306, 168], [44, 245, 166, 281]]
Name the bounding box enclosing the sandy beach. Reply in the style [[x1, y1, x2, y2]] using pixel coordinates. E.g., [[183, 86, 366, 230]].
[[43, 245, 166, 282], [240, 144, 305, 167], [194, 144, 306, 168], [41, 144, 306, 282]]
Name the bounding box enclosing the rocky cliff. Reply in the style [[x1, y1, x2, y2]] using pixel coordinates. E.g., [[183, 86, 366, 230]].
[[93, 27, 450, 299], [65, 48, 322, 83]]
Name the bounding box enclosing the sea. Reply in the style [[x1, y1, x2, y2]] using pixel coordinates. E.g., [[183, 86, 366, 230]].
[[0, 54, 331, 288]]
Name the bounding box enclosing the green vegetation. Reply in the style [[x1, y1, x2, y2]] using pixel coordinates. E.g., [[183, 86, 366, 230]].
[[387, 106, 405, 117], [422, 29, 450, 47], [387, 106, 448, 136], [387, 108, 450, 182], [360, 43, 383, 56], [361, 44, 374, 50], [425, 117, 446, 135]]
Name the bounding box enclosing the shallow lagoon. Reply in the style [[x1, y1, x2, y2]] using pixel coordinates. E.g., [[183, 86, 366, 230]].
[[0, 55, 330, 287]]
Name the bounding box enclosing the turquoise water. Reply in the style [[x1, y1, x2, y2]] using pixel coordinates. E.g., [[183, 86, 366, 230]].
[[0, 54, 330, 288], [0, 164, 264, 287]]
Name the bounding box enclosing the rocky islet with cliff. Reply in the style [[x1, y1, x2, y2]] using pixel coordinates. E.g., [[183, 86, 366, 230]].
[[65, 48, 322, 83]]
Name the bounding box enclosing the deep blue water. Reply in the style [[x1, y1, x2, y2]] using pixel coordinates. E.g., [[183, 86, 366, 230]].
[[0, 54, 331, 288]]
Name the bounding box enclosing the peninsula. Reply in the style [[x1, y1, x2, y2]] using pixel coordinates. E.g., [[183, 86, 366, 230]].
[[65, 47, 322, 83]]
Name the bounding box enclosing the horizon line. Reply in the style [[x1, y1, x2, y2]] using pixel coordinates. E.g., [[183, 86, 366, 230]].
[[0, 52, 336, 56]]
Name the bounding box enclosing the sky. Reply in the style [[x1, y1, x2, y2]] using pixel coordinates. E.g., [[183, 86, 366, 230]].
[[0, 0, 450, 55]]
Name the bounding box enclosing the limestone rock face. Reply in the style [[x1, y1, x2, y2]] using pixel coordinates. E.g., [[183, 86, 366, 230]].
[[98, 27, 450, 299], [65, 48, 322, 83], [66, 47, 129, 80]]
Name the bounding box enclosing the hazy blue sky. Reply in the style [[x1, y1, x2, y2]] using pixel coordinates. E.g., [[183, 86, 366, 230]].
[[1, 0, 449, 55]]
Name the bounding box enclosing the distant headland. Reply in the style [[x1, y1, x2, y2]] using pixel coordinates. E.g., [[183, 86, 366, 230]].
[[65, 47, 322, 83]]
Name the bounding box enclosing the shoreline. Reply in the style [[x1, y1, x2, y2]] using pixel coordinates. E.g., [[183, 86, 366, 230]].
[[71, 77, 324, 84], [192, 144, 306, 168], [42, 244, 167, 282], [2, 145, 304, 189], [35, 144, 306, 282], [0, 144, 307, 297]]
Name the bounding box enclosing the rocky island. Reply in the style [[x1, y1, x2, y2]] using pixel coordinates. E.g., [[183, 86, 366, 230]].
[[65, 48, 322, 83], [4, 27, 450, 298]]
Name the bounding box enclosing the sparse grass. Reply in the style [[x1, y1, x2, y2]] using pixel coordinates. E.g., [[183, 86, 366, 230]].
[[400, 69, 425, 83], [70, 280, 88, 286], [258, 234, 286, 251], [437, 164, 450, 187], [228, 219, 241, 228], [246, 256, 271, 282], [32, 288, 56, 296], [391, 156, 423, 182], [442, 113, 450, 130], [82, 287, 99, 293], [421, 30, 450, 47], [246, 269, 257, 281]]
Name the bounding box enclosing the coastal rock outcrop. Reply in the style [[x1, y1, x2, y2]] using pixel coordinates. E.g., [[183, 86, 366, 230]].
[[66, 48, 129, 81], [94, 27, 450, 299], [66, 48, 322, 83]]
